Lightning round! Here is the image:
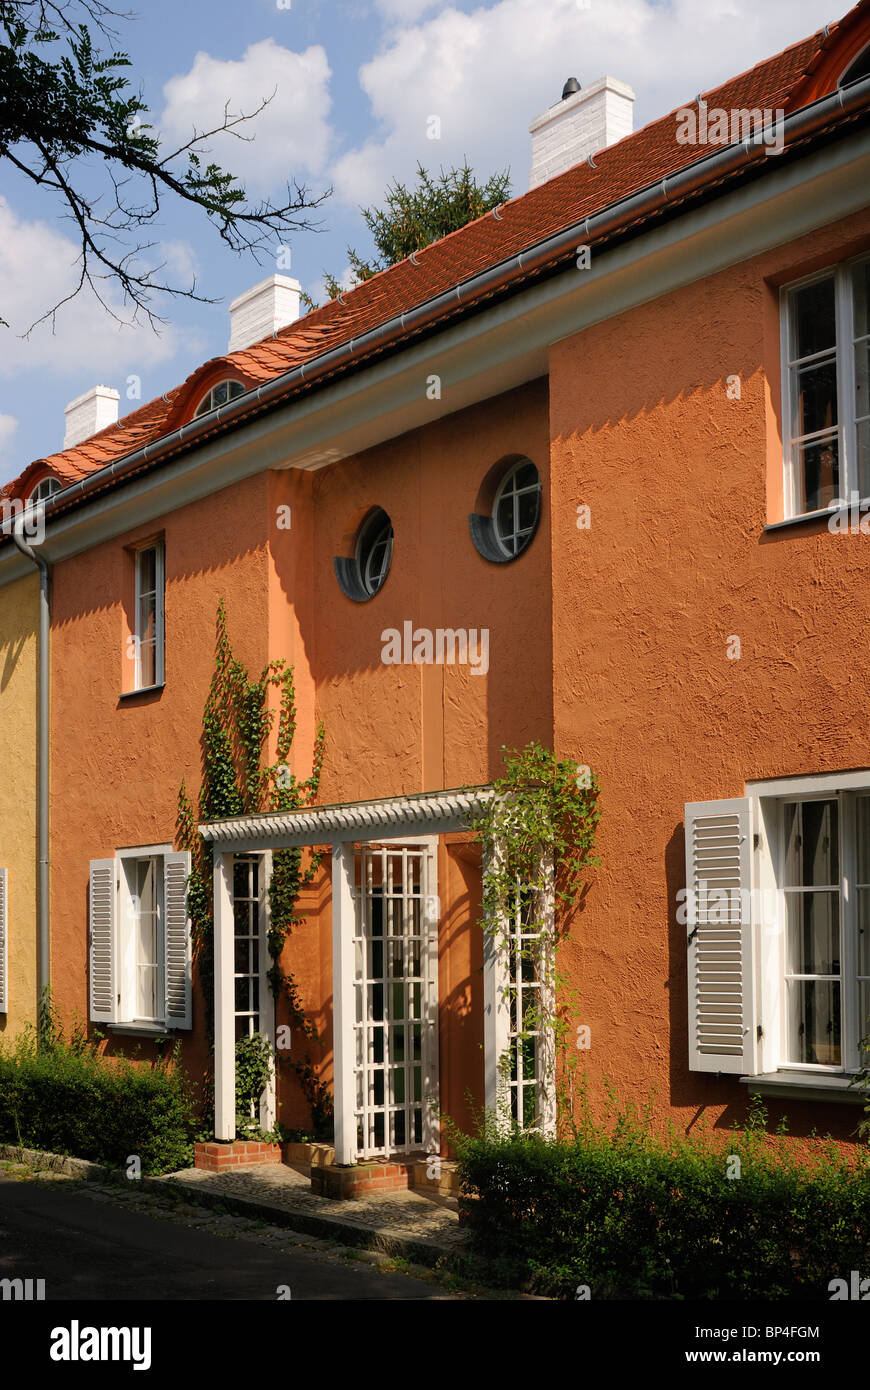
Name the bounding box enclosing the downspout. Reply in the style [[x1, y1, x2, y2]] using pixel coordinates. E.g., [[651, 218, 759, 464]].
[[11, 517, 50, 1032]]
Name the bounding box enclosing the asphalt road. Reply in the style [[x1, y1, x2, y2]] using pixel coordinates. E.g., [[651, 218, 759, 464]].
[[0, 1176, 456, 1300]]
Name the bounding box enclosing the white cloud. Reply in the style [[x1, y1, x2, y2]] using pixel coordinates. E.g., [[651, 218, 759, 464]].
[[161, 39, 333, 198], [332, 0, 840, 207], [374, 0, 445, 21], [0, 198, 187, 378], [0, 413, 18, 459]]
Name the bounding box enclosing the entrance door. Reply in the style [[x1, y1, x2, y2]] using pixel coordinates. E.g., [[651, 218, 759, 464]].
[[353, 842, 438, 1159]]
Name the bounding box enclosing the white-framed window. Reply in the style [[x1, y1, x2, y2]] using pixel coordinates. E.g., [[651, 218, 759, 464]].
[[839, 43, 870, 89], [194, 380, 245, 418], [780, 255, 870, 519], [685, 771, 870, 1089], [233, 854, 264, 1043], [133, 541, 164, 690], [491, 458, 541, 559], [123, 855, 163, 1023], [25, 476, 61, 510], [89, 847, 191, 1030], [356, 509, 393, 598], [334, 508, 394, 602], [352, 841, 439, 1159], [484, 851, 556, 1132]]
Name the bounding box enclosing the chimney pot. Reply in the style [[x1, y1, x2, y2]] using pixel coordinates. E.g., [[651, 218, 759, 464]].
[[63, 385, 120, 450]]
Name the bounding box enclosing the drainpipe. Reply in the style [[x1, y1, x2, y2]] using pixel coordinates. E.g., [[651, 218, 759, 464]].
[[11, 516, 50, 1030]]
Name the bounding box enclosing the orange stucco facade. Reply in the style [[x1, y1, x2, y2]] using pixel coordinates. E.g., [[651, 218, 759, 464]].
[[549, 205, 870, 1144], [34, 163, 870, 1152], [48, 378, 552, 1135]]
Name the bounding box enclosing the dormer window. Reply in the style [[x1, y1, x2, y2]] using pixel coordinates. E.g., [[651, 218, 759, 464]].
[[26, 476, 61, 508], [839, 43, 870, 88], [194, 380, 246, 418]]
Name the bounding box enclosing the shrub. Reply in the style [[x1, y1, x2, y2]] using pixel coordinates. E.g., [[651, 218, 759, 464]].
[[0, 1026, 195, 1175], [453, 1097, 870, 1299]]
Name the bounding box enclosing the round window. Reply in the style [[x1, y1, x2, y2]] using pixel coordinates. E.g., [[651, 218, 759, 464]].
[[357, 509, 394, 597], [334, 508, 395, 602], [491, 459, 541, 559]]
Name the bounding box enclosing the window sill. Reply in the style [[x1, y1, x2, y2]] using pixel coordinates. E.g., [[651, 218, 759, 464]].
[[740, 1071, 866, 1104], [763, 506, 839, 534], [763, 497, 870, 534], [107, 1022, 172, 1039], [118, 683, 165, 701]]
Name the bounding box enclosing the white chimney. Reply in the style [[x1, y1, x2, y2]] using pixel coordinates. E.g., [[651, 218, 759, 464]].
[[63, 385, 120, 449], [529, 76, 634, 189], [228, 274, 302, 352]]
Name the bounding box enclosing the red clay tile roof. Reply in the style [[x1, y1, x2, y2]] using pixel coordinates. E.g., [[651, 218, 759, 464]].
[[4, 1, 868, 505]]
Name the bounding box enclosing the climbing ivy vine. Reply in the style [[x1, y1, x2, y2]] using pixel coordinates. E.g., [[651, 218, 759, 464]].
[[176, 599, 332, 1138], [467, 742, 600, 1134]]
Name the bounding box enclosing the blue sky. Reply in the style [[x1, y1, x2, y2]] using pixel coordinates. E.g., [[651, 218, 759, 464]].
[[0, 0, 845, 486]]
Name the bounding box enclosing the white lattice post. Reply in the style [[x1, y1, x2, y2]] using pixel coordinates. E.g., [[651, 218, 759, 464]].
[[537, 852, 557, 1136], [259, 849, 276, 1133], [483, 839, 510, 1116], [332, 840, 357, 1165], [214, 850, 236, 1141]]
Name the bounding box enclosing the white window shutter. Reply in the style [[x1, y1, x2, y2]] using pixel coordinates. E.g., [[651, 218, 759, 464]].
[[0, 868, 8, 1013], [685, 799, 754, 1074], [163, 851, 192, 1029], [89, 859, 119, 1023]]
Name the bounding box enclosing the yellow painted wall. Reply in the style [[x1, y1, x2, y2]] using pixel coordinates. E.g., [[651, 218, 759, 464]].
[[0, 573, 38, 1040]]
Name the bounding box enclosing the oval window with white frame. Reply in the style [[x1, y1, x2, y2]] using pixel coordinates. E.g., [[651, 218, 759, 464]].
[[469, 456, 542, 563], [194, 379, 246, 418], [333, 507, 395, 602], [26, 475, 61, 509]]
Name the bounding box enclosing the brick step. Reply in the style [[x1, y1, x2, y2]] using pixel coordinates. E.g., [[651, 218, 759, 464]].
[[281, 1141, 463, 1200]]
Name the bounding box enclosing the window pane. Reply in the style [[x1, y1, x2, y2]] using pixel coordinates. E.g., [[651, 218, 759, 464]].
[[853, 260, 870, 340], [137, 548, 156, 595], [795, 437, 839, 512], [858, 421, 870, 502], [791, 278, 836, 359], [133, 858, 159, 1020], [854, 335, 870, 424], [786, 891, 840, 975], [787, 979, 841, 1065], [859, 980, 870, 1060], [857, 889, 870, 976], [518, 488, 540, 533], [858, 800, 870, 884], [496, 496, 516, 551], [516, 462, 539, 490], [792, 360, 838, 439], [783, 800, 839, 887]]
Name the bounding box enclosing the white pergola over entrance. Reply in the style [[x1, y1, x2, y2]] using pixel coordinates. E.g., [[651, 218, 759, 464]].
[[199, 786, 494, 1164]]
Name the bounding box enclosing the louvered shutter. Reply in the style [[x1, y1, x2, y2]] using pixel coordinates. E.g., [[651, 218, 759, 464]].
[[89, 859, 119, 1023], [685, 799, 754, 1074], [0, 868, 8, 1013], [163, 852, 192, 1029]]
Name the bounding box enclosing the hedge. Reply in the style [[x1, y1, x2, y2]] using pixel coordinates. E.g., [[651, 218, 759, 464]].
[[454, 1097, 870, 1299], [0, 1028, 195, 1175]]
